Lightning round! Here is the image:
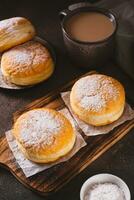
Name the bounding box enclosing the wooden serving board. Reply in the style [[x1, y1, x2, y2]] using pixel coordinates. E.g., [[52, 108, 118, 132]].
[[0, 71, 134, 196]]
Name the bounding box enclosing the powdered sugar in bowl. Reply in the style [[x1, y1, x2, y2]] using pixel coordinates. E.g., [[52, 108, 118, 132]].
[[80, 173, 131, 200]]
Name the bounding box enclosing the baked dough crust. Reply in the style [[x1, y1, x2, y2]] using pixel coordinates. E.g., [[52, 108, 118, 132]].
[[70, 74, 125, 126], [0, 17, 35, 52], [1, 41, 54, 86], [13, 108, 76, 163]]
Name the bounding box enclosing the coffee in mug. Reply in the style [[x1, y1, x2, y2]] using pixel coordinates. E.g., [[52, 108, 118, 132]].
[[65, 12, 115, 42], [59, 5, 117, 68]]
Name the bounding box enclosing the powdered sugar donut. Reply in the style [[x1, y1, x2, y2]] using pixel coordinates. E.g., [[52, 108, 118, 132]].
[[1, 41, 54, 86], [0, 17, 35, 52], [70, 74, 125, 126], [13, 108, 76, 163]]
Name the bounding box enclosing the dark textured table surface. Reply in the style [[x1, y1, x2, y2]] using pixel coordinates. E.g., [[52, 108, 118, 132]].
[[0, 0, 134, 199]]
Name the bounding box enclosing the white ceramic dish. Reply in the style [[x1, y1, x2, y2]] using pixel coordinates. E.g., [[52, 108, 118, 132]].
[[80, 173, 131, 200]]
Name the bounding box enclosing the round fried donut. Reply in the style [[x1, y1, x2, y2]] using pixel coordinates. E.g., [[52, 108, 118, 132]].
[[70, 74, 125, 126], [0, 17, 35, 52], [1, 41, 54, 86], [13, 108, 76, 163]]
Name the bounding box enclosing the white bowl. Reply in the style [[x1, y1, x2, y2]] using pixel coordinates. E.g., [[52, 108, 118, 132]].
[[80, 173, 131, 200]]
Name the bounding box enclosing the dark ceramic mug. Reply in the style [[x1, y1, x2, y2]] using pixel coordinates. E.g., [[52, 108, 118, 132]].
[[59, 3, 117, 69]]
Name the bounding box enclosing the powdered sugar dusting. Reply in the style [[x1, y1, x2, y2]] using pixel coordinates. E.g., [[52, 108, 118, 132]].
[[2, 41, 50, 75], [19, 110, 63, 146], [9, 51, 32, 66], [0, 17, 24, 30], [74, 75, 120, 112], [81, 95, 106, 111], [85, 183, 125, 200]]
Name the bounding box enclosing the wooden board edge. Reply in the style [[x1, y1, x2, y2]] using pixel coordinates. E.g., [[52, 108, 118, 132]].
[[49, 119, 134, 193], [0, 119, 134, 196]]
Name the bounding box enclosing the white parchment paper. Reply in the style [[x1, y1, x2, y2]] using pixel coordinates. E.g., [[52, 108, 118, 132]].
[[61, 91, 134, 136], [0, 66, 31, 89], [5, 108, 86, 177]]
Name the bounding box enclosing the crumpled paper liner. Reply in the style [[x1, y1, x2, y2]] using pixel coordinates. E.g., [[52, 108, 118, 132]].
[[0, 68, 30, 89], [61, 91, 134, 136], [5, 108, 86, 177]]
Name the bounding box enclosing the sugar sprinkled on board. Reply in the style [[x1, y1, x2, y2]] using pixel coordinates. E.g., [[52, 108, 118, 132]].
[[75, 75, 119, 112], [19, 110, 63, 146], [84, 183, 126, 200]]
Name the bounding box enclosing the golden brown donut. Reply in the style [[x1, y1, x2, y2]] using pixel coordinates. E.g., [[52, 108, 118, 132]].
[[1, 41, 54, 86], [13, 108, 76, 163], [70, 74, 125, 126], [0, 17, 35, 52]]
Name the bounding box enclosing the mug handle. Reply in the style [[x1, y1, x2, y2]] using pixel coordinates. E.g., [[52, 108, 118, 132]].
[[59, 9, 71, 21]]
